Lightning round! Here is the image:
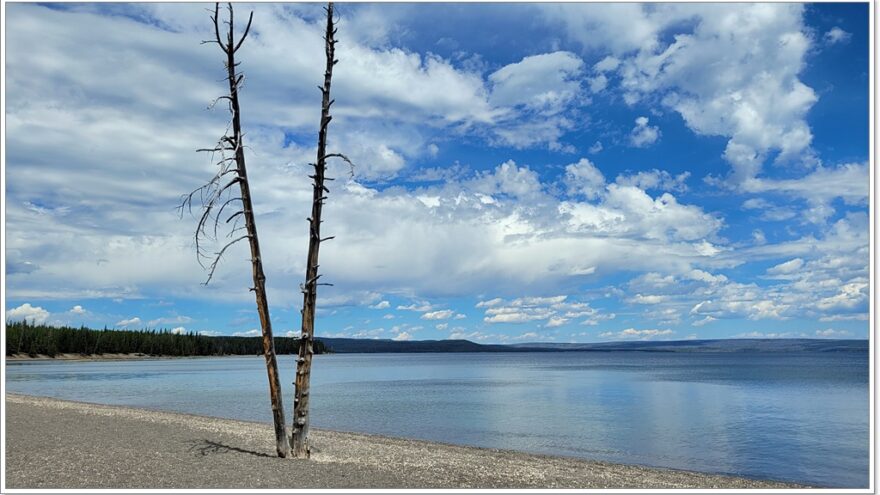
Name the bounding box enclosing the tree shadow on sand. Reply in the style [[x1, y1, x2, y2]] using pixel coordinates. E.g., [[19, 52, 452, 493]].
[[186, 439, 273, 459]]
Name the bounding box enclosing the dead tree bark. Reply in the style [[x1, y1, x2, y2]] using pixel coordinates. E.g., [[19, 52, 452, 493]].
[[291, 2, 345, 458], [180, 2, 290, 458]]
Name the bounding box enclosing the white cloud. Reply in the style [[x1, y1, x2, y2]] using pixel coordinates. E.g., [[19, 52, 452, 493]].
[[370, 300, 390, 309], [615, 169, 688, 192], [588, 141, 603, 154], [393, 331, 412, 341], [421, 309, 455, 320], [629, 116, 660, 147], [541, 4, 663, 55], [588, 74, 608, 93], [824, 27, 851, 45], [743, 163, 868, 223], [397, 302, 433, 312], [629, 294, 668, 305], [548, 4, 819, 185], [485, 51, 585, 151], [599, 328, 674, 340], [564, 158, 605, 199], [734, 331, 799, 339], [476, 298, 503, 308], [594, 56, 621, 72], [471, 160, 543, 200], [815, 328, 852, 338], [481, 295, 611, 328], [815, 282, 868, 312], [148, 315, 193, 326], [115, 317, 142, 328], [6, 303, 50, 324], [819, 314, 868, 322], [545, 317, 568, 328], [692, 316, 716, 327], [233, 329, 261, 337], [171, 326, 186, 335], [766, 258, 804, 276], [436, 323, 448, 330], [489, 51, 583, 112], [69, 305, 86, 315]]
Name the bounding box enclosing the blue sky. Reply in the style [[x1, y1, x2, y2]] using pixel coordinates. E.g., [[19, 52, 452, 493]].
[[4, 2, 870, 343]]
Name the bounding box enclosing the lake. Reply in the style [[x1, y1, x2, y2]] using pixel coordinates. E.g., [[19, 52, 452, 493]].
[[4, 351, 868, 487]]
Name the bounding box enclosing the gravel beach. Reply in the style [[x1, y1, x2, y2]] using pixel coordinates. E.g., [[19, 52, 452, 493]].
[[5, 393, 804, 489]]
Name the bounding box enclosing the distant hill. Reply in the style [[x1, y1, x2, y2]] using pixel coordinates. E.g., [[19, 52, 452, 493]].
[[320, 337, 867, 354]]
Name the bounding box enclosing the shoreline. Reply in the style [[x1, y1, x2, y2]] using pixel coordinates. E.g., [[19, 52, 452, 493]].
[[4, 352, 273, 363], [5, 393, 807, 489]]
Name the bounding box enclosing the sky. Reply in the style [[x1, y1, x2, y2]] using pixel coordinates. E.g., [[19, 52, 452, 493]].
[[3, 2, 871, 343]]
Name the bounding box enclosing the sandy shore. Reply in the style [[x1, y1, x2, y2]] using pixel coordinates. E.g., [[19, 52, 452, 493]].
[[5, 394, 805, 489]]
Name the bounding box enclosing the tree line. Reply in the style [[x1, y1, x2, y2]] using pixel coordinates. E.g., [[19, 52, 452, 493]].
[[5, 320, 329, 357]]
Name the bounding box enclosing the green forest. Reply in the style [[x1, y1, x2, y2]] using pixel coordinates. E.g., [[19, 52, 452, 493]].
[[5, 320, 329, 357]]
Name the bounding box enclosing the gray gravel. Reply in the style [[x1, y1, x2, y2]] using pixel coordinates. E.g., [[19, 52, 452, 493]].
[[5, 393, 805, 489]]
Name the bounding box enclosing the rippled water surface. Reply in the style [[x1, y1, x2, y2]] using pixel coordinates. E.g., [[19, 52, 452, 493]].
[[5, 351, 868, 487]]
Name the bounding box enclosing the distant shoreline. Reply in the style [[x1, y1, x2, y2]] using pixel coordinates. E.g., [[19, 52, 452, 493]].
[[5, 393, 807, 489], [4, 352, 276, 363]]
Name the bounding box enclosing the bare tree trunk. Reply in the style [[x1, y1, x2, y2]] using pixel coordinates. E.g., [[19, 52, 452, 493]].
[[291, 2, 339, 458], [184, 3, 290, 458]]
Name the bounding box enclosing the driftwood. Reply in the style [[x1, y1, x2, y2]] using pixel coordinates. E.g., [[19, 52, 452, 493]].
[[291, 2, 346, 458], [180, 2, 290, 458]]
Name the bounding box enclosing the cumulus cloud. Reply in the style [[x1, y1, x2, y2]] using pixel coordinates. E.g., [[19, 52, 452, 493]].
[[545, 4, 819, 186], [629, 116, 660, 147], [6, 303, 50, 324], [481, 295, 612, 327], [615, 169, 688, 192], [824, 27, 851, 45], [370, 300, 390, 309], [69, 305, 86, 315], [115, 317, 142, 328], [393, 331, 412, 341], [488, 51, 583, 113], [564, 158, 605, 199]]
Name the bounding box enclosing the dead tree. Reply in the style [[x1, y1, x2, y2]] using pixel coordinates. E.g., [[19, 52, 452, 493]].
[[291, 2, 350, 458], [180, 2, 290, 458]]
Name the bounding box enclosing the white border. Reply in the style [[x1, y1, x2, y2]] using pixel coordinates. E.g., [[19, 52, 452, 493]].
[[1, 0, 876, 494]]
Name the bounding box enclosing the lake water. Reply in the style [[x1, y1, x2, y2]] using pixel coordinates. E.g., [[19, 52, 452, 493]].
[[5, 351, 869, 487]]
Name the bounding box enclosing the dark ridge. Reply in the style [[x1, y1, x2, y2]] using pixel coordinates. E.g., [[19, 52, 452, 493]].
[[4, 321, 328, 357]]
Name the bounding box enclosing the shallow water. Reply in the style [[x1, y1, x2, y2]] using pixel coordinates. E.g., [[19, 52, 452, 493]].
[[5, 350, 868, 487]]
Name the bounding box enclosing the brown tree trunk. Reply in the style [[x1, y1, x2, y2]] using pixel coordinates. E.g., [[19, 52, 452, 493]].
[[217, 3, 290, 458], [291, 1, 338, 458]]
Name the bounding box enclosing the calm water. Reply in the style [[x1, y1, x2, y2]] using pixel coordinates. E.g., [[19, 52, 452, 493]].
[[5, 351, 869, 487]]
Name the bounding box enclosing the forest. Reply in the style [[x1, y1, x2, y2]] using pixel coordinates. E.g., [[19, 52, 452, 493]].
[[5, 320, 329, 357]]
